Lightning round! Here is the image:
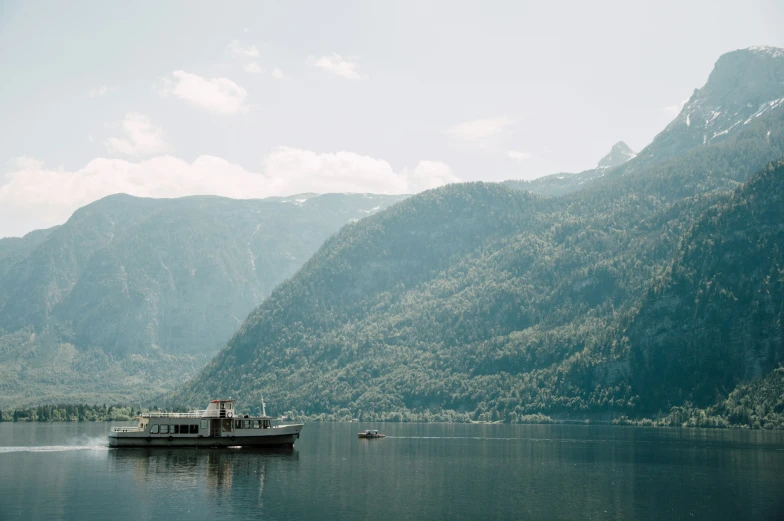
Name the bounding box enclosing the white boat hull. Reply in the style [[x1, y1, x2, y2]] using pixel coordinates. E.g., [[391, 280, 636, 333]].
[[109, 424, 303, 448]]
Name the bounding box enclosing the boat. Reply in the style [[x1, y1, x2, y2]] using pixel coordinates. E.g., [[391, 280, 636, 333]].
[[108, 399, 303, 448], [358, 429, 386, 439]]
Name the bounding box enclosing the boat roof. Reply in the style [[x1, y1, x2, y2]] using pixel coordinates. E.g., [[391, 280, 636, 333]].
[[210, 399, 234, 402]]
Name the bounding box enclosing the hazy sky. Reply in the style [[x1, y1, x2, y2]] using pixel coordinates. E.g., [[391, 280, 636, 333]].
[[2, 0, 784, 237]]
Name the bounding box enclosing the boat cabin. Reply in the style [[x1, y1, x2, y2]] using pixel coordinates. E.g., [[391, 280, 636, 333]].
[[108, 398, 303, 448], [128, 399, 276, 438], [204, 399, 235, 418]]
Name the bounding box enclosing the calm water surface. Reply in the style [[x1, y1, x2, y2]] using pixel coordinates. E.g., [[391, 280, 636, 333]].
[[0, 422, 782, 520]]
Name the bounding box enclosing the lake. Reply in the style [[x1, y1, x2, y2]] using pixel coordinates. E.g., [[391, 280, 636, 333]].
[[0, 422, 782, 520]]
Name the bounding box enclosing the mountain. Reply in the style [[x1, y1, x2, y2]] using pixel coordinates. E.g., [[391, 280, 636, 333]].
[[597, 142, 636, 169], [634, 46, 784, 165], [501, 141, 636, 198], [172, 47, 784, 423], [0, 192, 406, 407], [626, 160, 784, 410], [505, 47, 784, 198], [0, 228, 55, 279]]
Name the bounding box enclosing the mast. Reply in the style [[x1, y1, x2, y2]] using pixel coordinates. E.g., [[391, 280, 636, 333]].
[[261, 395, 267, 417]]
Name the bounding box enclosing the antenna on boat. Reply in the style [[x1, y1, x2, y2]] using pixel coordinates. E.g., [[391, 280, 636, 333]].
[[261, 394, 267, 417]]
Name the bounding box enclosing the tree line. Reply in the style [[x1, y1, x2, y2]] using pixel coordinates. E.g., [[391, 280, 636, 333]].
[[0, 404, 140, 422]]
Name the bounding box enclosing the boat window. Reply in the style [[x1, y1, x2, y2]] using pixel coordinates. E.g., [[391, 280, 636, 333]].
[[253, 420, 261, 429], [180, 424, 188, 434], [244, 420, 251, 429], [173, 425, 179, 434], [189, 424, 198, 434], [221, 419, 233, 432], [263, 420, 270, 429], [160, 424, 169, 434], [150, 424, 159, 434], [235, 420, 243, 429], [200, 419, 208, 430]]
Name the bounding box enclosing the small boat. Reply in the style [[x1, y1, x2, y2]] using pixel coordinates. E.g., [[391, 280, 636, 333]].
[[358, 429, 386, 439], [108, 399, 303, 448]]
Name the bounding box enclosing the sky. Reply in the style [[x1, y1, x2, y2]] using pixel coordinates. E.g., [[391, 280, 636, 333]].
[[1, 0, 784, 238]]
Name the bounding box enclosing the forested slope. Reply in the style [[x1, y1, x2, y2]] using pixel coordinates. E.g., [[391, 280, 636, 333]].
[[173, 48, 784, 422], [0, 193, 405, 407], [173, 127, 784, 419], [627, 161, 784, 411]]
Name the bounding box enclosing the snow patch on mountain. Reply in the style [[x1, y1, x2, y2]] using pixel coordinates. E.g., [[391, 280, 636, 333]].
[[638, 46, 784, 161], [743, 97, 784, 125], [748, 45, 784, 58]]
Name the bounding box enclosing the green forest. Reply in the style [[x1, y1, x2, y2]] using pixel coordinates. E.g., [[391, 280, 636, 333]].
[[0, 404, 140, 422], [3, 47, 784, 430], [172, 106, 784, 427], [0, 193, 405, 408]]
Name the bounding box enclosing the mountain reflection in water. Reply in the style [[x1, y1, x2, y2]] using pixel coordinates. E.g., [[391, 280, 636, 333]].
[[1, 422, 784, 521]]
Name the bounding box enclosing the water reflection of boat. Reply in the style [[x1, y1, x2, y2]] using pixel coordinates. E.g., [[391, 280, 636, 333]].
[[109, 399, 303, 448], [109, 447, 299, 493]]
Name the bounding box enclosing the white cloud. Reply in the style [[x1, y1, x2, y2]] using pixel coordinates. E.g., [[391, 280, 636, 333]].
[[400, 161, 458, 193], [445, 116, 515, 149], [663, 98, 688, 116], [0, 150, 459, 237], [104, 113, 171, 157], [259, 148, 458, 194], [160, 71, 248, 115], [312, 53, 362, 79], [506, 150, 531, 161], [88, 85, 108, 98], [244, 62, 263, 74], [226, 39, 259, 58], [271, 68, 284, 80]]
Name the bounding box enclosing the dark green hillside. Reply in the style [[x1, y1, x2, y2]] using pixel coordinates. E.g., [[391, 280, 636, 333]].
[[627, 161, 784, 411], [0, 227, 56, 279], [174, 49, 784, 421], [174, 152, 784, 420], [0, 193, 406, 407], [175, 183, 565, 416]]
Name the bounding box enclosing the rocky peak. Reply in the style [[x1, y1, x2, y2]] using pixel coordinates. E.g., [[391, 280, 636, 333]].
[[638, 46, 784, 162], [673, 46, 784, 139], [597, 141, 636, 169], [692, 46, 784, 115]]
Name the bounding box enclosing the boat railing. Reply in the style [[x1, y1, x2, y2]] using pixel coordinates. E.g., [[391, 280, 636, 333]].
[[139, 409, 232, 419], [110, 426, 144, 432]]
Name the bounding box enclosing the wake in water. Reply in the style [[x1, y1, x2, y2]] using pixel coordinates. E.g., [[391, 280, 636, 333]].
[[0, 434, 110, 454], [386, 436, 520, 440], [0, 445, 109, 453]]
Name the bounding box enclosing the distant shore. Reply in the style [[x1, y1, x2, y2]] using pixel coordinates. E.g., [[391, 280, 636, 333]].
[[3, 403, 782, 430]]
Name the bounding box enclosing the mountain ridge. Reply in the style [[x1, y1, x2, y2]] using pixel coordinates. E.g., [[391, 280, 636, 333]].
[[170, 47, 784, 422], [501, 140, 636, 197], [0, 192, 408, 407], [504, 46, 784, 198]]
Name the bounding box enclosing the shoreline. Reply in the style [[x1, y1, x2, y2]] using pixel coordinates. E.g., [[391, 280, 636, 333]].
[[3, 416, 781, 430]]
